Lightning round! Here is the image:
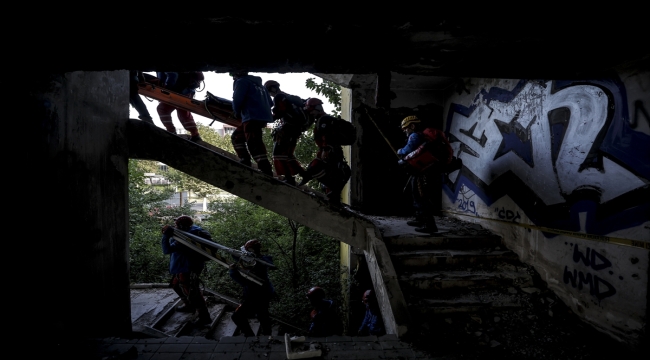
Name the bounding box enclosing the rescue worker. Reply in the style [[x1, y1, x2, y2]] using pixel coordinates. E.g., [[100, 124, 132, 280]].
[[161, 215, 212, 326], [229, 239, 276, 337], [306, 286, 342, 337], [264, 80, 309, 186], [230, 70, 275, 176], [357, 290, 385, 336], [156, 71, 205, 142], [297, 98, 351, 208], [397, 115, 452, 234], [129, 70, 154, 124]]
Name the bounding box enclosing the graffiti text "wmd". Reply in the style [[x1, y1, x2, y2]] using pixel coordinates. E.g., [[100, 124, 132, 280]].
[[563, 244, 616, 301]]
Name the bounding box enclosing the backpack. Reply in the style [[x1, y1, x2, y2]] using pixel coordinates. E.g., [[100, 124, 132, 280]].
[[316, 115, 357, 146], [400, 128, 453, 175], [278, 93, 312, 131]]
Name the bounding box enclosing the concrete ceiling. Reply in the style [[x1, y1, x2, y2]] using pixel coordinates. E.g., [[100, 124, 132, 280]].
[[26, 12, 649, 79]]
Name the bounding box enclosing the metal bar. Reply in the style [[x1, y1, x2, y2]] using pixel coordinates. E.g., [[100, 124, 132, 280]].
[[171, 232, 265, 286], [173, 229, 277, 269]]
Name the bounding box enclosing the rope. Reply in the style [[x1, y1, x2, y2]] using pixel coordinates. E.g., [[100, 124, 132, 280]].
[[357, 105, 400, 159]]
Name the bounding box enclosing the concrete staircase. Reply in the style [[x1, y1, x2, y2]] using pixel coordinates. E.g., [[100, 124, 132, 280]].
[[126, 119, 413, 336], [382, 219, 535, 322], [130, 285, 290, 340]]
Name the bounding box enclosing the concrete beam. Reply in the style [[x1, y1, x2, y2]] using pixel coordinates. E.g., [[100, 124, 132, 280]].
[[126, 119, 374, 249], [364, 228, 410, 337]]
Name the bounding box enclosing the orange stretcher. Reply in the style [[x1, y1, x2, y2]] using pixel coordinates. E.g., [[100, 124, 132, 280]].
[[136, 75, 242, 128]]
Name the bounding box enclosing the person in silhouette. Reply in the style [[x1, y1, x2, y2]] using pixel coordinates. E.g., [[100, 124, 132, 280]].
[[229, 239, 276, 336], [161, 215, 212, 326]]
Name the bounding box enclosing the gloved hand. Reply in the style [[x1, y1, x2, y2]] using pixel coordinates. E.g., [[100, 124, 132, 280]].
[[162, 225, 174, 236]]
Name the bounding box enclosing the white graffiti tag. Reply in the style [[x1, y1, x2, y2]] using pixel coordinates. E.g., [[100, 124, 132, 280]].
[[448, 81, 645, 205]]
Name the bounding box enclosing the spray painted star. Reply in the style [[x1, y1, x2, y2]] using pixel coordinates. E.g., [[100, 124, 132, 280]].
[[493, 112, 536, 167]]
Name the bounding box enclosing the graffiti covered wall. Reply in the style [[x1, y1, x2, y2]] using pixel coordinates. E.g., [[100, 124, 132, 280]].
[[441, 73, 649, 345]]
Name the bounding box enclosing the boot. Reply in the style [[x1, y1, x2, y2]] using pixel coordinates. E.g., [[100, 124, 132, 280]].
[[193, 308, 212, 327], [283, 176, 296, 186], [415, 225, 438, 234], [407, 212, 424, 227], [257, 160, 273, 177], [415, 218, 438, 234], [176, 299, 195, 313], [297, 175, 312, 187], [239, 158, 252, 167], [192, 316, 212, 327]]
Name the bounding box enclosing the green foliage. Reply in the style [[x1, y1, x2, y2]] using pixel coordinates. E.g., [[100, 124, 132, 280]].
[[197, 123, 234, 152], [200, 197, 345, 329], [128, 159, 196, 283], [305, 77, 342, 117], [127, 121, 346, 331]]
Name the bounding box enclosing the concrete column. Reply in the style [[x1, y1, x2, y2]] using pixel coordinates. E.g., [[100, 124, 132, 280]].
[[26, 71, 131, 338], [349, 86, 376, 211], [341, 87, 353, 206]]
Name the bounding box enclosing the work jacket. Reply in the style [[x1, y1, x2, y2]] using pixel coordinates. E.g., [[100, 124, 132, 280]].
[[232, 75, 274, 123]]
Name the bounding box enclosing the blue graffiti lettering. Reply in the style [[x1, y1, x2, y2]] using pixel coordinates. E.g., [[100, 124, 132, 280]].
[[458, 198, 477, 215]]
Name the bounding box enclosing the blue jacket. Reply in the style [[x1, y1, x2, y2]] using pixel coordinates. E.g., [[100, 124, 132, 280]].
[[397, 132, 426, 157], [229, 254, 276, 300], [232, 75, 274, 123], [161, 225, 210, 274], [308, 299, 341, 337], [358, 305, 385, 336]]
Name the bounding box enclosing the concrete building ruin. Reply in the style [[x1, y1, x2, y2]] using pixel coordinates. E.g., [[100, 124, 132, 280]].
[[21, 13, 648, 350]]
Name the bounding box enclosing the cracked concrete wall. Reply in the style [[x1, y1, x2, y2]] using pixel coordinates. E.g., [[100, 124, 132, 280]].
[[439, 73, 650, 347], [26, 70, 132, 337]]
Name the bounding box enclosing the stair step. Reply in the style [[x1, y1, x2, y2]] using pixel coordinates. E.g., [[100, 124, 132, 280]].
[[391, 249, 518, 269], [399, 269, 533, 292], [409, 291, 524, 316], [385, 234, 502, 250], [212, 311, 238, 340], [250, 319, 261, 336]]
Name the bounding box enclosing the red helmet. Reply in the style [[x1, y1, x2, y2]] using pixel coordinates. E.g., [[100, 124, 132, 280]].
[[304, 98, 323, 111], [244, 239, 262, 252], [306, 286, 326, 300], [362, 290, 373, 304], [264, 80, 280, 92], [174, 215, 193, 229]]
